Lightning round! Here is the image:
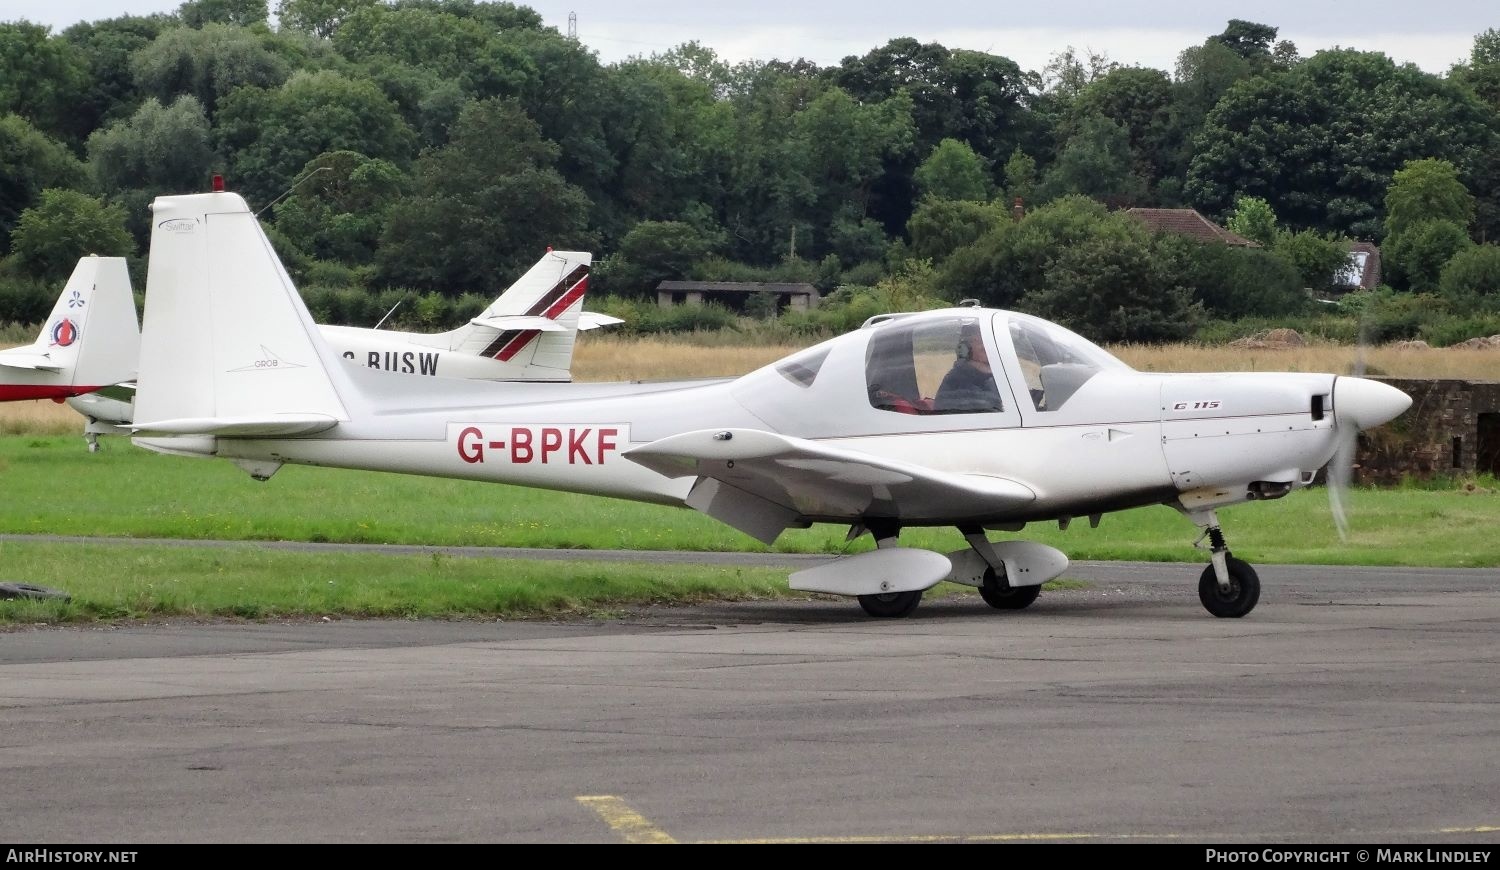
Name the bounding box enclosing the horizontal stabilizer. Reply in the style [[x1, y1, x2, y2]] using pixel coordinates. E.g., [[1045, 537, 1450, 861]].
[[131, 414, 340, 437], [0, 353, 62, 372], [578, 312, 624, 330], [468, 314, 569, 332]]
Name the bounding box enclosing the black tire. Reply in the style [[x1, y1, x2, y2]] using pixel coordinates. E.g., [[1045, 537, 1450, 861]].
[[857, 590, 923, 618], [979, 568, 1040, 610], [0, 582, 71, 601], [1198, 557, 1260, 618]]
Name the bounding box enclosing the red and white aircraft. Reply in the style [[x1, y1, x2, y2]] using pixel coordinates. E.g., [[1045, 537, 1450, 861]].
[[4, 249, 617, 449], [131, 191, 1411, 619], [0, 256, 138, 408]]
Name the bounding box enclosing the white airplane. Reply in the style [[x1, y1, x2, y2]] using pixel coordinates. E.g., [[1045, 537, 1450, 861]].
[[130, 191, 1412, 619], [0, 256, 139, 409], [4, 248, 618, 450]]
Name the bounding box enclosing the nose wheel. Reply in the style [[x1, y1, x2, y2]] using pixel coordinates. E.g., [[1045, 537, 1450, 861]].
[[1186, 508, 1261, 617], [1197, 557, 1260, 618]]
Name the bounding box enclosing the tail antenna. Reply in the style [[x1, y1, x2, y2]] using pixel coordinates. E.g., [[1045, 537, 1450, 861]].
[[254, 166, 332, 218]]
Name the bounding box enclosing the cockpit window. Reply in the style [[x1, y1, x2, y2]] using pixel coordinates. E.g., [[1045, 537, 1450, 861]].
[[865, 316, 1003, 415], [776, 345, 831, 388], [1007, 314, 1122, 411]]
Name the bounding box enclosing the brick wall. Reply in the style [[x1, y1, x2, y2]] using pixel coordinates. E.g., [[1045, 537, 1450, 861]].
[[1359, 378, 1500, 483]]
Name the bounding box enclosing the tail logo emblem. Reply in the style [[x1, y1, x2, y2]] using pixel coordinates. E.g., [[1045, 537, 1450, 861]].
[[67, 289, 86, 308], [49, 319, 79, 347], [230, 346, 306, 372]]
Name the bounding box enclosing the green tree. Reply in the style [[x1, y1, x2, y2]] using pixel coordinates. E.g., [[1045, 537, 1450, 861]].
[[1385, 220, 1473, 292], [0, 115, 86, 252], [376, 98, 593, 294], [0, 22, 89, 141], [1226, 195, 1278, 246], [131, 23, 292, 114], [1158, 236, 1306, 319], [272, 150, 408, 264], [1210, 20, 1279, 64], [1067, 66, 1178, 192], [87, 96, 215, 195], [1003, 149, 1037, 209], [598, 220, 723, 296], [913, 139, 991, 202], [9, 190, 133, 282], [216, 70, 416, 208], [1040, 46, 1116, 100], [61, 15, 174, 140], [1383, 158, 1475, 238], [1040, 114, 1148, 207], [781, 88, 915, 260], [1022, 223, 1202, 343], [1439, 243, 1500, 299], [1451, 28, 1500, 114], [906, 198, 1009, 264], [275, 0, 379, 38], [177, 0, 270, 28], [939, 195, 1111, 308], [1187, 50, 1496, 239], [1272, 229, 1351, 295], [832, 39, 1036, 234]]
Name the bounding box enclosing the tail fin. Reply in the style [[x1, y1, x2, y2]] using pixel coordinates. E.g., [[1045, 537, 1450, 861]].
[[419, 251, 592, 376], [132, 192, 349, 438], [0, 256, 137, 391]]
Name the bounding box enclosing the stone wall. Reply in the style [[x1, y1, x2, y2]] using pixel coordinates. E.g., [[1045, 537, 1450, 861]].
[[1359, 378, 1500, 483]]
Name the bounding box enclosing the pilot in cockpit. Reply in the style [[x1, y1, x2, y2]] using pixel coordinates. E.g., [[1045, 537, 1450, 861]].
[[932, 323, 1003, 413]]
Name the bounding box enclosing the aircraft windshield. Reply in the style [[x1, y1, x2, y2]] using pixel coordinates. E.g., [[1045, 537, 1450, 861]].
[[1007, 313, 1128, 412]]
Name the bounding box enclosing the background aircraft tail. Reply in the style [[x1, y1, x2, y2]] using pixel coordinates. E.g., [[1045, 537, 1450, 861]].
[[418, 251, 593, 377], [0, 256, 137, 394], [133, 192, 351, 439]]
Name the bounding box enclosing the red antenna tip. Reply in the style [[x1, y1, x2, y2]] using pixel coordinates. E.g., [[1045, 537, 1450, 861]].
[[212, 174, 225, 192]]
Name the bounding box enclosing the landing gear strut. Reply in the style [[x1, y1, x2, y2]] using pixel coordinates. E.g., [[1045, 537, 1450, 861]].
[[1189, 510, 1260, 618], [855, 519, 924, 618]]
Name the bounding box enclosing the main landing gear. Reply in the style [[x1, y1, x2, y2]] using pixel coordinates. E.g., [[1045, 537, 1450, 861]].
[[1190, 510, 1261, 618], [855, 519, 925, 618]]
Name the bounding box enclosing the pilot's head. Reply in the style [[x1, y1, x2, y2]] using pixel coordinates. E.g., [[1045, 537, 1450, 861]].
[[957, 325, 988, 365]]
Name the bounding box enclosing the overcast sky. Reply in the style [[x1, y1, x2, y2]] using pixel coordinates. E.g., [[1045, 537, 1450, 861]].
[[8, 0, 1494, 76]]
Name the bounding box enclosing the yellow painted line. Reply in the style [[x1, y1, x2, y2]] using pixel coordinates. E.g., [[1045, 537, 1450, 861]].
[[576, 795, 677, 843]]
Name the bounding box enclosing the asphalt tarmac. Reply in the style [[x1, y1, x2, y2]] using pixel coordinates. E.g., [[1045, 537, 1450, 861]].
[[1, 551, 1497, 844]]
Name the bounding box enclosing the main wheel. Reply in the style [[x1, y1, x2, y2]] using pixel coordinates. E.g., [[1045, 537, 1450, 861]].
[[979, 568, 1040, 610], [1198, 557, 1260, 618], [857, 590, 923, 618]]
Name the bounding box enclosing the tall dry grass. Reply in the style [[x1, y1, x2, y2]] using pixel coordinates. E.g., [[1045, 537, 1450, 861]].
[[1115, 342, 1500, 379], [4, 336, 1497, 437]]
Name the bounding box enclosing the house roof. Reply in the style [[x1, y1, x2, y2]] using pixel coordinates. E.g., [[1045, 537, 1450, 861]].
[[1125, 208, 1260, 247]]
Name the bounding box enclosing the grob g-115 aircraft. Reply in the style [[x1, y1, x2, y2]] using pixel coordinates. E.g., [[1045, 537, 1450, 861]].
[[3, 248, 618, 450], [131, 191, 1411, 619]]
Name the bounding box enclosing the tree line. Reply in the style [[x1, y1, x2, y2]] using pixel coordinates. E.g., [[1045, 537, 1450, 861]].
[[2, 2, 1499, 342]]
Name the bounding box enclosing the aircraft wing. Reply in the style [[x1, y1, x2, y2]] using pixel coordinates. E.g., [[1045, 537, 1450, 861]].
[[0, 351, 62, 372], [467, 314, 569, 332], [625, 428, 1035, 543], [578, 312, 625, 330]]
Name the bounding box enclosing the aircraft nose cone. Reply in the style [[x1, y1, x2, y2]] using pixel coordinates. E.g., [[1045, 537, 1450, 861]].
[[1334, 376, 1412, 431]]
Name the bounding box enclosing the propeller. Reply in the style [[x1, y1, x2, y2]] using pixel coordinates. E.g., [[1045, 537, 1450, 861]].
[[1327, 318, 1368, 542]]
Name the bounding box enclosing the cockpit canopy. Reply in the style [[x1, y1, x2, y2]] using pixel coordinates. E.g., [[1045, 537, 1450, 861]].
[[734, 307, 1132, 437]]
